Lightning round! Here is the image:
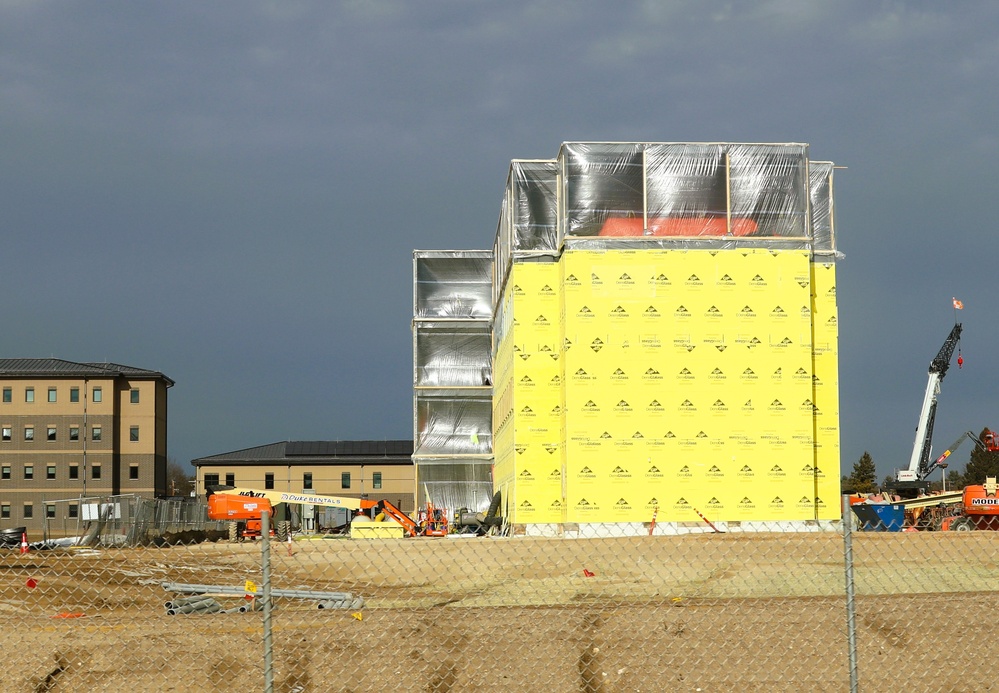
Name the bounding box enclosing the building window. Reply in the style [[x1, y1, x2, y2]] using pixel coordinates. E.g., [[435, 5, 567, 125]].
[[69, 465, 79, 480], [70, 387, 80, 403], [48, 387, 57, 403], [129, 465, 139, 480], [68, 504, 78, 519], [0, 504, 8, 519], [130, 426, 139, 442], [92, 387, 102, 403], [341, 472, 351, 489], [47, 465, 56, 480], [24, 465, 33, 480], [92, 465, 101, 480], [303, 472, 313, 490], [225, 473, 235, 487], [372, 472, 382, 490], [24, 427, 33, 441], [45, 504, 56, 519], [2, 427, 10, 441], [130, 389, 139, 404], [25, 388, 34, 403], [2, 387, 10, 403], [23, 503, 33, 519], [47, 427, 56, 442], [204, 473, 219, 488], [265, 473, 275, 490], [70, 427, 79, 441], [1, 466, 9, 480], [92, 426, 101, 441]]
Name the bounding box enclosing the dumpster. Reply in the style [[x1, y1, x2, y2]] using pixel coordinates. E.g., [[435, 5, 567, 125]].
[[851, 504, 905, 531]]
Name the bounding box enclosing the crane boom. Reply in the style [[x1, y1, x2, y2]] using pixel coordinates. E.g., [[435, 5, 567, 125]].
[[899, 323, 962, 482]]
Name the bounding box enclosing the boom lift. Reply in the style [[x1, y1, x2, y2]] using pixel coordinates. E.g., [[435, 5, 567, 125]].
[[891, 322, 963, 497], [925, 430, 982, 482], [206, 486, 443, 539]]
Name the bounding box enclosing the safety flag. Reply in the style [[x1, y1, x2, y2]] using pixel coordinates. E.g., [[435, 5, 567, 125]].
[[953, 298, 964, 310]]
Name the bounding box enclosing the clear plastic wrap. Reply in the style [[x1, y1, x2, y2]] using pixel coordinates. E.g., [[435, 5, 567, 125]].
[[557, 142, 815, 247], [414, 251, 493, 319], [560, 143, 646, 238], [645, 143, 728, 232], [414, 392, 493, 456], [809, 161, 835, 254], [728, 143, 809, 237], [415, 322, 492, 387], [511, 161, 559, 252], [493, 160, 559, 305], [414, 459, 495, 512]]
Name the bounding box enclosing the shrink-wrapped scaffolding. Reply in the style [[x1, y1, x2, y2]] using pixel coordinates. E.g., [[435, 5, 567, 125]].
[[414, 458, 495, 513], [414, 252, 493, 319], [413, 250, 495, 515], [494, 160, 558, 299], [809, 161, 836, 254], [415, 392, 493, 456], [415, 322, 491, 388], [560, 142, 645, 238], [511, 161, 558, 252], [557, 142, 815, 251]]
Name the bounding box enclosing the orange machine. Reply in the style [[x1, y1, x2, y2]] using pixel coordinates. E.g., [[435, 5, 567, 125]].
[[206, 487, 449, 539], [598, 216, 758, 238], [957, 479, 999, 530], [207, 493, 276, 539]]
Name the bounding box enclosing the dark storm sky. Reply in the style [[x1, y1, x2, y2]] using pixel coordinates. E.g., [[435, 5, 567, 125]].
[[3, 1, 997, 480]]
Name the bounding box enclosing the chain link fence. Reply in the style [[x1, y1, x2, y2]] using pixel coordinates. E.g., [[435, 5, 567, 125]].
[[2, 496, 997, 691]]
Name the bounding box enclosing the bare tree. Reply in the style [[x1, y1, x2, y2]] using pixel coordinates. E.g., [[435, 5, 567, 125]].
[[166, 458, 195, 497]]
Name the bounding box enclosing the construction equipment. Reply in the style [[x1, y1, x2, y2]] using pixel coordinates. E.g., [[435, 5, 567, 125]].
[[926, 430, 984, 479], [898, 476, 999, 531], [855, 425, 999, 530], [206, 486, 460, 539], [890, 322, 963, 497], [452, 492, 505, 535]]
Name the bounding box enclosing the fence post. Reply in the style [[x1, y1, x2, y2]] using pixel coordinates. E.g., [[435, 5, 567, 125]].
[[842, 495, 858, 693], [262, 509, 274, 693]]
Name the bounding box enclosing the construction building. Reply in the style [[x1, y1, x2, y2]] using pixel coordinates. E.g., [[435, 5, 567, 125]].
[[415, 142, 840, 532], [192, 440, 416, 530], [0, 359, 173, 533]]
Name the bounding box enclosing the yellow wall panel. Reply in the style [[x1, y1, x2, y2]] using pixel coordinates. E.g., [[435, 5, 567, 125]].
[[496, 248, 840, 524]]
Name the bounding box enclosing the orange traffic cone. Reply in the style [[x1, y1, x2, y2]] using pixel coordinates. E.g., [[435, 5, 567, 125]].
[[20, 532, 29, 555]]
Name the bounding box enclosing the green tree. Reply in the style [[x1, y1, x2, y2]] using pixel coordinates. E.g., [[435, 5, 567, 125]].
[[960, 428, 999, 485], [945, 468, 965, 491], [843, 452, 877, 493]]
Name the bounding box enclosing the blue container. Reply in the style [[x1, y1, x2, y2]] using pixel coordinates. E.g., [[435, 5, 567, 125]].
[[851, 504, 905, 532]]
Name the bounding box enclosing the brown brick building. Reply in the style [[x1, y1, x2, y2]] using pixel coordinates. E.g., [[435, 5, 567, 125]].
[[0, 359, 173, 533]]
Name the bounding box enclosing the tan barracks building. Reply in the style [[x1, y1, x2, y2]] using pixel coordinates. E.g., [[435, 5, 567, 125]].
[[192, 440, 416, 529], [0, 359, 173, 533]]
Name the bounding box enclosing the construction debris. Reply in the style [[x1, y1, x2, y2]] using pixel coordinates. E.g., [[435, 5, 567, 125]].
[[161, 581, 364, 612]]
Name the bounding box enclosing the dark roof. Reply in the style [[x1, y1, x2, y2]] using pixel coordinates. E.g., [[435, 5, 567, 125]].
[[0, 358, 174, 386], [192, 440, 414, 467]]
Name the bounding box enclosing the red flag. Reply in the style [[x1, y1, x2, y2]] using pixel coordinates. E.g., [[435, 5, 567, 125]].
[[953, 298, 964, 310]]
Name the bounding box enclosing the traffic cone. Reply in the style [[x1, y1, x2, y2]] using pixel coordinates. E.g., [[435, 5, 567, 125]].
[[20, 532, 29, 555]]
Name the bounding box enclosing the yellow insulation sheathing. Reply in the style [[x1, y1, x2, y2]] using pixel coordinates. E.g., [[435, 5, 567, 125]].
[[495, 249, 840, 524]]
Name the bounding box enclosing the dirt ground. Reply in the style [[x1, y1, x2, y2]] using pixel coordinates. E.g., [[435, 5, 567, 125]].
[[3, 531, 998, 692]]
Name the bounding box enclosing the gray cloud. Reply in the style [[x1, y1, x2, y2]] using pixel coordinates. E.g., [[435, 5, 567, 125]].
[[2, 1, 998, 481]]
